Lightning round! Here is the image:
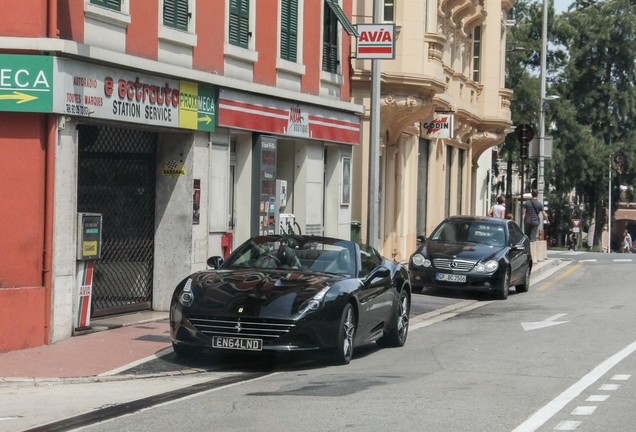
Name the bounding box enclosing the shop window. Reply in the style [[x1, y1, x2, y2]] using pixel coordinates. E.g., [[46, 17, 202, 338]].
[[229, 0, 251, 48], [281, 0, 298, 62]]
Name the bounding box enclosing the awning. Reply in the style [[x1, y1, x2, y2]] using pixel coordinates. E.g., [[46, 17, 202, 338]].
[[325, 0, 359, 37]]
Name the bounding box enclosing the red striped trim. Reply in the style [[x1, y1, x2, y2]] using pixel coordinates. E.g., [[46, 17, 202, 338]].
[[358, 46, 394, 54], [219, 99, 359, 145]]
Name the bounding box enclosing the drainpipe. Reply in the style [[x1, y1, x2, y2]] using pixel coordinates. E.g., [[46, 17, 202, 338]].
[[44, 1, 58, 343], [47, 0, 58, 38]]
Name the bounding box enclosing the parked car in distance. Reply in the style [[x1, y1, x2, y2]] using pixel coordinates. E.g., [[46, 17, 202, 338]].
[[408, 216, 532, 299], [170, 235, 411, 365]]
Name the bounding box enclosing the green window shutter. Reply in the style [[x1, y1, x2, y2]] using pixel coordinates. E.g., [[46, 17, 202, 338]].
[[280, 0, 298, 62], [91, 0, 122, 11], [229, 0, 250, 48], [322, 2, 338, 73], [164, 0, 189, 31]]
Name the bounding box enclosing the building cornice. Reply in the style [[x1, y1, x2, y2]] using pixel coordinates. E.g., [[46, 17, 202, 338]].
[[0, 37, 364, 115]]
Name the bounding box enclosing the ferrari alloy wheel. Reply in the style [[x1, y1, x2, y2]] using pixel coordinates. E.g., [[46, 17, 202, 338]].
[[516, 266, 530, 293], [333, 304, 356, 365], [496, 270, 510, 300], [377, 289, 410, 348]]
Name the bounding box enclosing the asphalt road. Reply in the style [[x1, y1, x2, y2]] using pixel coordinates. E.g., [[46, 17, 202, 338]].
[[8, 251, 636, 432]]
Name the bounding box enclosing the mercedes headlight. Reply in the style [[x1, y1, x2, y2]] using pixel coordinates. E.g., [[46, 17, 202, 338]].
[[475, 260, 499, 273], [412, 253, 431, 267]]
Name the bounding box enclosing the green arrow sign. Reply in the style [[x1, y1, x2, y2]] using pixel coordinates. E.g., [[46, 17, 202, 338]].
[[0, 54, 53, 113]]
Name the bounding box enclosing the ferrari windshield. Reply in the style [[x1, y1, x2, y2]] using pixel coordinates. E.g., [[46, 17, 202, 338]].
[[222, 235, 355, 276], [430, 220, 506, 247]]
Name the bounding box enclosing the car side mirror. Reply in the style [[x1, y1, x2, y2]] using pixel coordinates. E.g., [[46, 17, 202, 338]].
[[511, 244, 525, 252], [207, 256, 224, 269], [363, 266, 391, 285], [416, 234, 426, 245]]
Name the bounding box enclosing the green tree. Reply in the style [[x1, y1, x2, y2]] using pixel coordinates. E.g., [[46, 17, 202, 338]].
[[552, 0, 636, 248]]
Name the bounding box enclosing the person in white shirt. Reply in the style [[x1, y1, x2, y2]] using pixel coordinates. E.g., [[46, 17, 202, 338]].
[[489, 195, 506, 219]]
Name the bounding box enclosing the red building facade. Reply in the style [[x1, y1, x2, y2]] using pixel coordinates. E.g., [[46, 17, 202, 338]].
[[0, 0, 360, 352]]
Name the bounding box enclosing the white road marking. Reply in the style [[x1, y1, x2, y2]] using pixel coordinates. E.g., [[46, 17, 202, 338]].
[[554, 420, 581, 430], [512, 339, 636, 432], [521, 313, 569, 331], [579, 259, 597, 262], [599, 383, 620, 391], [611, 374, 631, 380], [613, 259, 632, 262], [586, 395, 609, 402], [571, 406, 596, 415]]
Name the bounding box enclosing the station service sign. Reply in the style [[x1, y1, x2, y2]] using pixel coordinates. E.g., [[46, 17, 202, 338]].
[[0, 54, 216, 132]]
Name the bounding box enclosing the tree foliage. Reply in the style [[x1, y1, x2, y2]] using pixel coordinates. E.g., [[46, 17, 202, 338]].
[[507, 0, 636, 247]]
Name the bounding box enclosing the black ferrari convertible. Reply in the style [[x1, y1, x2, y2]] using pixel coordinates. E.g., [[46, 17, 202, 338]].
[[170, 235, 411, 365]]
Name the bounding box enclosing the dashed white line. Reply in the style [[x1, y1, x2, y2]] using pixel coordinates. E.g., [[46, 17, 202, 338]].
[[571, 406, 596, 415], [611, 374, 631, 380], [586, 395, 610, 402], [512, 339, 636, 432], [599, 383, 621, 391], [554, 420, 582, 430]]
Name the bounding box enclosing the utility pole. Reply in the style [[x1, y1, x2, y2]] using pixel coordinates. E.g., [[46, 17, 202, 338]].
[[368, 0, 381, 249]]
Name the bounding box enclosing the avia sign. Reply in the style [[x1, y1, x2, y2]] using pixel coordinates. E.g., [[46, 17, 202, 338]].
[[422, 113, 455, 139], [356, 24, 396, 59]]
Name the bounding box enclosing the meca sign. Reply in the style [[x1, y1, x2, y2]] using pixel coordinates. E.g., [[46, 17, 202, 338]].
[[356, 24, 395, 60]]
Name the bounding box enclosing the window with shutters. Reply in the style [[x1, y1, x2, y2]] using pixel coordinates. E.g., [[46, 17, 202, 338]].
[[90, 0, 122, 11], [229, 0, 250, 48], [164, 0, 190, 31], [322, 1, 338, 73], [280, 0, 298, 62]]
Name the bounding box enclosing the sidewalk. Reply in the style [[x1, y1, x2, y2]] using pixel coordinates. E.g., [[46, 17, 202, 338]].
[[0, 312, 171, 383], [0, 258, 562, 384]]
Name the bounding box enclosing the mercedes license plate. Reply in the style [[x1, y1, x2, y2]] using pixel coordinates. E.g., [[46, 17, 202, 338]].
[[436, 273, 467, 283], [212, 336, 263, 351]]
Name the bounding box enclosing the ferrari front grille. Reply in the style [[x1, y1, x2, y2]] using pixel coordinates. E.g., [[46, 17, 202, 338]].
[[189, 316, 296, 341], [432, 259, 476, 272]]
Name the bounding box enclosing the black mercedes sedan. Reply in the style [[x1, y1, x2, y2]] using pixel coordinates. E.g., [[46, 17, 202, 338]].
[[170, 235, 411, 365], [408, 216, 532, 299]]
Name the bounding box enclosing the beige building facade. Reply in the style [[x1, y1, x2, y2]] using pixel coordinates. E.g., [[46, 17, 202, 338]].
[[351, 0, 515, 261]]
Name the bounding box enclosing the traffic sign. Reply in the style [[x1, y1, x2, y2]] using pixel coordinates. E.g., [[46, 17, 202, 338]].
[[515, 123, 535, 144], [0, 54, 53, 113], [571, 219, 581, 228]]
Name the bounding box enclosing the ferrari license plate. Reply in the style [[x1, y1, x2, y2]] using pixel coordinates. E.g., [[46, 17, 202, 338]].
[[436, 273, 467, 283], [212, 336, 263, 351]]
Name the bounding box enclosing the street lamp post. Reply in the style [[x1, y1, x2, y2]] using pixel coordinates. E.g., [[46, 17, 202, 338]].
[[537, 0, 557, 239]]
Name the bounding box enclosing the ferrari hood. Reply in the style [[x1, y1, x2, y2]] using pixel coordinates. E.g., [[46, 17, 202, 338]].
[[186, 269, 339, 318]]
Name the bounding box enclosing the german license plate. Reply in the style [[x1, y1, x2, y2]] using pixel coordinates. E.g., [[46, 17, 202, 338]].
[[212, 336, 263, 351], [436, 273, 467, 283]]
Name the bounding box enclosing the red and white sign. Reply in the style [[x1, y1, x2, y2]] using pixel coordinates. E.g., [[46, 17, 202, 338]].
[[572, 219, 581, 228], [422, 113, 455, 139], [218, 89, 360, 145], [356, 24, 396, 59]]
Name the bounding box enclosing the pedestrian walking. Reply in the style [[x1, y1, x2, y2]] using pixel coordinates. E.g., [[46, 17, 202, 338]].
[[521, 189, 548, 241], [489, 195, 506, 219], [623, 229, 632, 253]]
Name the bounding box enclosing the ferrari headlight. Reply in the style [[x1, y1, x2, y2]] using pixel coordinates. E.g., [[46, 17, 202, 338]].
[[475, 260, 499, 273], [178, 278, 194, 307], [300, 286, 331, 313], [412, 253, 431, 267]]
